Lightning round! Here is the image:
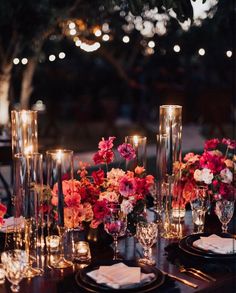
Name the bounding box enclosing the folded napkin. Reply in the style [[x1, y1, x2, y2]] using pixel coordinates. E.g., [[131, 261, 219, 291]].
[[87, 262, 155, 289], [193, 234, 236, 254], [0, 216, 25, 233]]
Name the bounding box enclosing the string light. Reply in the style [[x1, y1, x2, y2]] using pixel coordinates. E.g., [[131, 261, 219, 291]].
[[94, 29, 102, 37], [49, 54, 56, 62], [80, 42, 100, 52], [58, 52, 66, 59], [173, 45, 181, 52], [69, 22, 75, 29], [198, 48, 205, 56], [122, 35, 130, 43], [13, 58, 20, 65], [226, 50, 232, 58], [21, 58, 28, 65], [69, 29, 77, 36], [75, 39, 82, 47], [102, 34, 110, 41], [148, 41, 155, 48]]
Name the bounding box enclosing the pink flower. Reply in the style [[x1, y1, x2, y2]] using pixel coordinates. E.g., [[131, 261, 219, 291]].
[[98, 137, 116, 151], [119, 177, 136, 197], [64, 205, 84, 229], [183, 152, 195, 162], [92, 169, 105, 185], [93, 200, 109, 220], [117, 143, 136, 161], [134, 166, 145, 175], [222, 138, 236, 149], [204, 138, 220, 150]]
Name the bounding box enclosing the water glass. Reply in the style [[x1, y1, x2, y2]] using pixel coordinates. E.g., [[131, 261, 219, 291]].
[[104, 203, 127, 260], [190, 196, 207, 233], [0, 264, 5, 284], [46, 235, 60, 253], [215, 200, 234, 233], [1, 250, 28, 292], [136, 221, 158, 265]]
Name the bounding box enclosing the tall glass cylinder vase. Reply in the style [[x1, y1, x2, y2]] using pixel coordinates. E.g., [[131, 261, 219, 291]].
[[13, 152, 44, 277], [46, 149, 74, 269], [157, 105, 182, 239], [11, 110, 38, 156], [125, 135, 147, 171]]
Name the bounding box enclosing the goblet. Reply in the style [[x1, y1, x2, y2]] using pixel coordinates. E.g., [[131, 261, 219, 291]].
[[215, 200, 234, 233], [136, 221, 158, 265], [103, 203, 127, 260], [1, 250, 27, 292]]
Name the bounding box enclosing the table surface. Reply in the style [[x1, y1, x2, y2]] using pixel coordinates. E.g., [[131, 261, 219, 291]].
[[0, 210, 235, 293]]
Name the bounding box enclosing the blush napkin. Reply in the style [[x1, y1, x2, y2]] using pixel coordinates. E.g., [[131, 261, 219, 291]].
[[193, 234, 236, 254], [87, 262, 155, 289]]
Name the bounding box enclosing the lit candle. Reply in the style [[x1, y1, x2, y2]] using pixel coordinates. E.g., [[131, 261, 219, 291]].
[[167, 107, 173, 175], [46, 235, 60, 252], [56, 150, 64, 227], [75, 241, 91, 261], [133, 135, 139, 148], [24, 145, 33, 219]]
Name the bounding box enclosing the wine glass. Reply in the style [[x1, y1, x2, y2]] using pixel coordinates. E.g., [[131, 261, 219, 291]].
[[103, 203, 127, 260], [1, 250, 28, 292], [215, 200, 234, 233], [136, 221, 158, 265]]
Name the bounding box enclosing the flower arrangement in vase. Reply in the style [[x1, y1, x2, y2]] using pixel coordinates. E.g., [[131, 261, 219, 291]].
[[173, 138, 236, 207], [46, 137, 154, 236]]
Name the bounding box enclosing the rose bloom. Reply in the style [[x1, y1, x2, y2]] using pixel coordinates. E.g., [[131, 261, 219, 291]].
[[134, 166, 145, 175], [99, 191, 119, 202], [107, 168, 125, 190], [224, 159, 234, 169], [119, 177, 137, 197], [194, 168, 213, 185], [121, 199, 134, 214], [117, 143, 136, 161], [220, 168, 233, 184], [183, 152, 195, 162]]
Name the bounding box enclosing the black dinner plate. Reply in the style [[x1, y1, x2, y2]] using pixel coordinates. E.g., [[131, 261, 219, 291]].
[[179, 233, 236, 260], [75, 260, 165, 293]]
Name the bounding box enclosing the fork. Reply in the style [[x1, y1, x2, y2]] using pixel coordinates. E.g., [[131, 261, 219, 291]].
[[179, 265, 216, 282]]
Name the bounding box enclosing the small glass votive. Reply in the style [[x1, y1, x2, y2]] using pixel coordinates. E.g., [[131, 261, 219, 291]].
[[74, 241, 91, 262], [192, 209, 206, 233], [46, 235, 60, 253], [0, 264, 5, 284]]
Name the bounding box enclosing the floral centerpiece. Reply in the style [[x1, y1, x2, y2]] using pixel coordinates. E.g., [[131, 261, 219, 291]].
[[48, 137, 154, 234], [173, 138, 236, 207], [0, 203, 7, 227]]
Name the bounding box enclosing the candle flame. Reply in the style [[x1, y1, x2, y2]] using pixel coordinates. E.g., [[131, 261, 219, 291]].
[[133, 135, 139, 147], [167, 106, 174, 119], [24, 145, 33, 155], [21, 111, 28, 124], [56, 150, 63, 162]]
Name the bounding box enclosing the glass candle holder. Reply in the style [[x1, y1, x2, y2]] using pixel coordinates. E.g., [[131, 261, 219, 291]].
[[13, 152, 44, 277], [11, 110, 38, 156], [46, 149, 74, 269], [125, 135, 147, 171], [46, 235, 60, 253], [74, 241, 91, 262], [157, 105, 182, 239]]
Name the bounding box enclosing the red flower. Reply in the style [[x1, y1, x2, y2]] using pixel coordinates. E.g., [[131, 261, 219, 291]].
[[119, 177, 136, 197], [93, 200, 109, 220], [0, 203, 7, 217], [204, 138, 220, 150], [199, 151, 225, 174], [93, 150, 114, 165], [222, 138, 236, 149], [92, 169, 105, 186], [117, 143, 136, 161]]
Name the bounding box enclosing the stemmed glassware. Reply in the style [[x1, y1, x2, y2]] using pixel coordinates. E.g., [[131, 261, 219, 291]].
[[215, 200, 234, 233], [190, 187, 208, 233], [103, 203, 127, 260], [1, 250, 28, 292], [136, 221, 158, 265]]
